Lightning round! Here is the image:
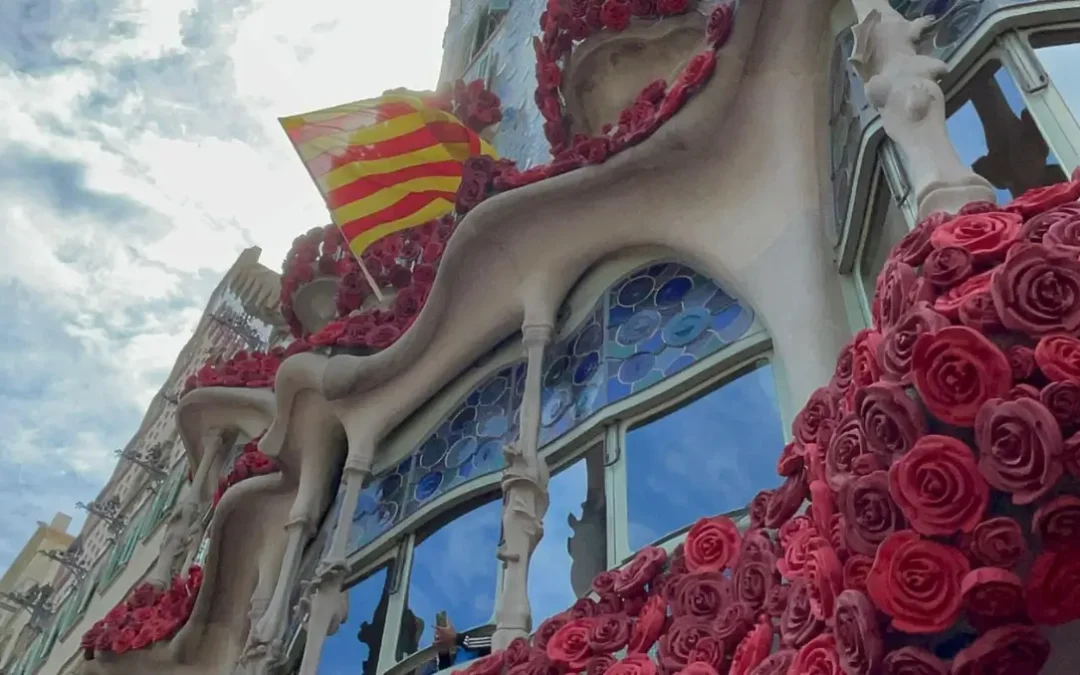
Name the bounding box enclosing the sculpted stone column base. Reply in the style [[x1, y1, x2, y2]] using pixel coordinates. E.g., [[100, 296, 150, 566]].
[[917, 178, 997, 219]]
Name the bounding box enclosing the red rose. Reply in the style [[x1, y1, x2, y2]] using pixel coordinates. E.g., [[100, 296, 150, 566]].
[[878, 304, 950, 383], [776, 441, 804, 477], [571, 597, 598, 618], [365, 323, 402, 350], [657, 0, 688, 15], [951, 624, 1049, 675], [888, 435, 988, 536], [932, 269, 992, 320], [629, 0, 655, 16], [961, 567, 1028, 632], [1068, 430, 1080, 478], [615, 546, 666, 594], [683, 516, 739, 573], [856, 382, 928, 459], [843, 554, 873, 593], [793, 387, 840, 446], [599, 0, 631, 30], [833, 590, 883, 675], [732, 553, 777, 612], [832, 343, 855, 396], [1043, 207, 1080, 255], [1039, 379, 1080, 427], [911, 326, 1012, 426], [595, 593, 623, 615], [546, 618, 594, 669], [1021, 200, 1080, 242], [764, 583, 790, 617], [588, 613, 630, 653], [586, 656, 616, 675], [779, 514, 817, 548], [780, 579, 825, 649], [958, 291, 1002, 332], [974, 397, 1063, 504], [592, 570, 618, 595], [874, 258, 924, 331], [866, 531, 969, 633], [1003, 178, 1080, 217], [1032, 494, 1080, 552], [922, 245, 973, 289], [536, 61, 562, 92], [675, 664, 717, 675], [713, 601, 755, 646], [765, 473, 809, 528], [508, 653, 562, 675], [749, 489, 771, 528], [992, 243, 1080, 335], [1034, 333, 1080, 381], [672, 572, 732, 620], [964, 517, 1027, 570], [805, 542, 844, 620], [605, 655, 657, 675], [1004, 344, 1037, 382], [727, 620, 771, 675], [1007, 383, 1041, 400], [891, 213, 941, 266], [809, 480, 834, 534], [881, 647, 948, 675], [688, 636, 726, 673], [462, 653, 506, 675], [1025, 549, 1080, 625], [706, 3, 734, 47], [826, 415, 880, 490], [740, 528, 779, 561], [748, 650, 796, 675], [930, 211, 1021, 263], [657, 51, 716, 121], [533, 613, 570, 650], [791, 634, 842, 675], [658, 617, 716, 672], [851, 329, 883, 388], [626, 594, 665, 653], [779, 530, 823, 580]]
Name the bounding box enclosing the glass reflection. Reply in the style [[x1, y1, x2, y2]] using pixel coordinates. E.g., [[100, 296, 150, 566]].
[[318, 566, 390, 675], [860, 171, 911, 309], [625, 361, 784, 551], [399, 498, 502, 657], [529, 446, 607, 626], [1032, 34, 1080, 132], [946, 61, 1066, 202]]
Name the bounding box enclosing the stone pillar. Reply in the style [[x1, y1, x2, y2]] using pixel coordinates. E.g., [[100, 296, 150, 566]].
[[296, 451, 374, 675], [148, 431, 221, 588], [848, 0, 997, 217], [492, 323, 553, 651]]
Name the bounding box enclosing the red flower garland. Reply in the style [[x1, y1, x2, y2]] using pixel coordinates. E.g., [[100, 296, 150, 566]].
[[212, 434, 280, 506], [182, 348, 283, 396], [81, 566, 203, 660]]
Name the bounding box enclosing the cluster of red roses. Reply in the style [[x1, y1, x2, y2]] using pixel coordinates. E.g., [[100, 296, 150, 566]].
[[182, 348, 284, 395], [517, 1, 732, 171], [304, 214, 457, 351], [212, 434, 279, 506], [81, 567, 203, 660], [279, 225, 353, 338], [459, 174, 1080, 675]]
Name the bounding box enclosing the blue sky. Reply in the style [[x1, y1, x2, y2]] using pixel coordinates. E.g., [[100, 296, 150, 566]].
[[0, 0, 451, 571]]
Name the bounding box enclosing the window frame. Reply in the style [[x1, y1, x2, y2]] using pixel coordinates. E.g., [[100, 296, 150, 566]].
[[1019, 23, 1080, 172]]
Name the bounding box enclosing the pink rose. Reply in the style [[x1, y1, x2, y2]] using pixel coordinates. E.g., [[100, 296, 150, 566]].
[[912, 326, 1012, 426], [888, 435, 989, 536], [991, 243, 1080, 335], [866, 531, 970, 634], [974, 397, 1063, 504]]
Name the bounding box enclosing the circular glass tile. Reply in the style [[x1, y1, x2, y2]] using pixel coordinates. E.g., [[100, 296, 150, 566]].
[[619, 352, 656, 383], [542, 387, 572, 426], [544, 355, 571, 388], [617, 276, 655, 307], [473, 440, 502, 470], [375, 502, 397, 527], [656, 276, 693, 306], [573, 352, 600, 385], [414, 472, 443, 502], [479, 376, 508, 405], [479, 413, 508, 438], [445, 436, 478, 469], [574, 322, 603, 356], [355, 492, 378, 516], [663, 308, 711, 347], [377, 474, 403, 501], [450, 406, 476, 434], [616, 309, 662, 346], [417, 437, 448, 469], [575, 383, 600, 418]]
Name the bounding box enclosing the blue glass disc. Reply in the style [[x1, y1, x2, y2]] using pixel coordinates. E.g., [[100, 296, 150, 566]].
[[663, 308, 711, 347], [617, 276, 655, 307], [619, 352, 656, 383], [656, 276, 693, 306], [414, 472, 443, 502], [616, 309, 661, 346]]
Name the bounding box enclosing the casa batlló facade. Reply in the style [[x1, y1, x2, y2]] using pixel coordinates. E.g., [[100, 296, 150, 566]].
[[10, 0, 1080, 674]]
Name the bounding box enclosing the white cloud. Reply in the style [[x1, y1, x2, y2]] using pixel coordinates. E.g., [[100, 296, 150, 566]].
[[0, 0, 452, 570]]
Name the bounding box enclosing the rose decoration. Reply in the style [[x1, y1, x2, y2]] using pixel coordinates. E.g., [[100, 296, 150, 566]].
[[749, 650, 796, 675], [974, 397, 1063, 504], [728, 620, 772, 675], [605, 655, 657, 675], [592, 570, 619, 596], [866, 531, 970, 634], [779, 515, 817, 548], [588, 614, 630, 653], [688, 636, 727, 673], [1032, 494, 1080, 551], [672, 572, 732, 620], [462, 653, 507, 675], [961, 567, 1028, 632], [1025, 549, 1080, 625], [839, 471, 906, 556], [626, 594, 665, 653], [911, 325, 1012, 426], [933, 269, 992, 320], [1004, 177, 1080, 217], [765, 473, 810, 527], [888, 434, 989, 536], [791, 633, 842, 675], [922, 245, 973, 289], [658, 617, 716, 673], [706, 3, 734, 46], [586, 656, 616, 675], [533, 614, 570, 651], [615, 546, 667, 594], [1040, 380, 1080, 428], [794, 387, 840, 446], [571, 597, 598, 619], [951, 624, 1050, 675], [713, 601, 755, 646], [833, 590, 883, 675], [740, 528, 779, 561], [929, 211, 1021, 263], [964, 517, 1027, 569], [779, 580, 825, 648], [826, 414, 879, 489], [763, 583, 790, 618], [1034, 333, 1080, 381], [675, 665, 717, 675], [874, 258, 925, 331], [851, 329, 884, 388], [546, 618, 595, 670], [805, 541, 844, 620], [1068, 430, 1080, 478], [842, 554, 873, 593], [856, 381, 928, 458], [992, 243, 1080, 335], [683, 515, 739, 573], [881, 647, 949, 675], [733, 553, 778, 612]]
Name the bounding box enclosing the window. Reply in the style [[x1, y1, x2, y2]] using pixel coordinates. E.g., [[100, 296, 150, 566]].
[[528, 445, 607, 626], [318, 566, 391, 675], [469, 9, 505, 62], [398, 498, 502, 657], [858, 169, 910, 309], [946, 59, 1067, 201], [623, 360, 783, 551], [1031, 31, 1080, 131]]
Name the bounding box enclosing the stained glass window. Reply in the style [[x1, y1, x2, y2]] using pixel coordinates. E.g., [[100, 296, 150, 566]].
[[540, 304, 607, 444], [349, 457, 413, 553]]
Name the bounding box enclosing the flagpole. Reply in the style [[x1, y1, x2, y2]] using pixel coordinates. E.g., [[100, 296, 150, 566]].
[[356, 256, 385, 303]]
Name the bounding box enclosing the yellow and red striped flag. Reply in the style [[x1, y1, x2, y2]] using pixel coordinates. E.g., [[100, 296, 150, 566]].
[[280, 93, 497, 256]]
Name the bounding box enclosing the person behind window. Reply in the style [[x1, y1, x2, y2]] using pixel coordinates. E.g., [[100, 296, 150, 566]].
[[427, 616, 493, 672]]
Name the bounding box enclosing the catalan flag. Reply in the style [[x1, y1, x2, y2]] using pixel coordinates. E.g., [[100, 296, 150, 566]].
[[280, 94, 497, 256]]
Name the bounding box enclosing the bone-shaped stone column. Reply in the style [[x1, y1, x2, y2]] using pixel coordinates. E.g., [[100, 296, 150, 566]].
[[849, 0, 997, 217], [493, 323, 553, 651], [297, 450, 374, 675]]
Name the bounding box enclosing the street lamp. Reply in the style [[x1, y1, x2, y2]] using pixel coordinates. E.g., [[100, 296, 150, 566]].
[[115, 442, 170, 483], [76, 495, 126, 535], [0, 584, 54, 632], [210, 308, 264, 350], [37, 541, 88, 582]]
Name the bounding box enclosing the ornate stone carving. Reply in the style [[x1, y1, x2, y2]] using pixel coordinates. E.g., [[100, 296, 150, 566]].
[[849, 0, 996, 217]]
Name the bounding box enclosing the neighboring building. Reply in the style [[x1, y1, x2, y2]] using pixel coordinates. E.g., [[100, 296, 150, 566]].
[[0, 514, 73, 669], [0, 249, 283, 675], [10, 1, 1080, 675]]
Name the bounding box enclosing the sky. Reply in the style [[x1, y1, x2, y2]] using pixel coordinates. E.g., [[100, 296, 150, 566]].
[[0, 0, 451, 572]]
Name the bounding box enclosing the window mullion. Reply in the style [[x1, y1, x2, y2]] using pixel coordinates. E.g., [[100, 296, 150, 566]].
[[604, 423, 629, 565], [1000, 30, 1080, 174], [378, 533, 414, 674]]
